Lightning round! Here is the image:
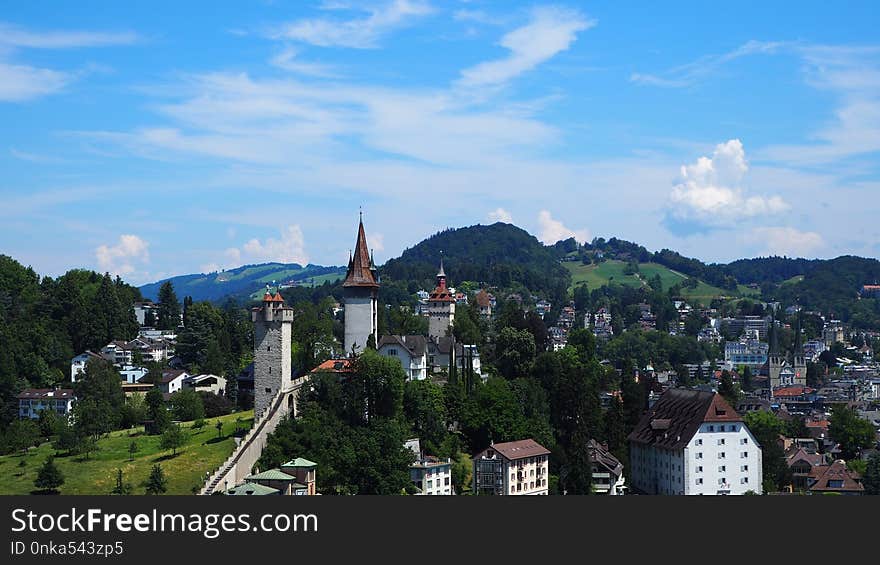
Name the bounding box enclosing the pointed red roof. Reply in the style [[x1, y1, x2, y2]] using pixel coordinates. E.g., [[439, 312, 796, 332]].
[[343, 219, 379, 288], [272, 292, 285, 303], [262, 292, 274, 302]]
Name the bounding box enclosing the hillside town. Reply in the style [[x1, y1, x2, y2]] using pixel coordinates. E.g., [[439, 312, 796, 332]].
[[1, 218, 878, 497]]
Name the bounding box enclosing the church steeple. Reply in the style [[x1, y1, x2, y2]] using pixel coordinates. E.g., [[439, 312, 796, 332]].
[[343, 214, 379, 289]]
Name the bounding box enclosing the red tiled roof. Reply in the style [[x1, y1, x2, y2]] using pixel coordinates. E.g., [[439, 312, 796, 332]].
[[475, 290, 491, 307], [310, 358, 355, 373], [343, 219, 379, 288], [773, 385, 814, 397], [809, 460, 864, 493], [629, 389, 742, 449]]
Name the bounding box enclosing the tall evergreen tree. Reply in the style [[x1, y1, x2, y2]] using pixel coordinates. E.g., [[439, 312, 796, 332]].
[[157, 282, 180, 331], [34, 457, 64, 493]]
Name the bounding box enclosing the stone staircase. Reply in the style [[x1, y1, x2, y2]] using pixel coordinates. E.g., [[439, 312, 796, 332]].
[[200, 376, 309, 495]]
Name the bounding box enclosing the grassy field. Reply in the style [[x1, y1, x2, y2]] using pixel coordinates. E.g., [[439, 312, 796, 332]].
[[565, 259, 734, 305], [0, 411, 253, 495]]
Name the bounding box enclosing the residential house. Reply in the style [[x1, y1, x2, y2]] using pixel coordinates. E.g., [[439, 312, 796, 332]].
[[70, 351, 103, 382], [808, 460, 864, 495], [184, 374, 227, 395], [142, 369, 189, 395], [232, 458, 317, 496], [411, 456, 453, 495], [628, 389, 764, 495], [475, 290, 493, 319], [786, 446, 826, 491], [377, 335, 428, 381], [587, 439, 626, 495], [472, 439, 550, 495], [18, 388, 76, 420]]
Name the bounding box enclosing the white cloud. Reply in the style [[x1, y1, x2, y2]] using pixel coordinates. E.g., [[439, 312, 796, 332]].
[[367, 232, 385, 253], [488, 208, 513, 223], [458, 6, 594, 88], [95, 234, 150, 277], [668, 139, 789, 226], [274, 0, 433, 49], [0, 62, 69, 101], [269, 47, 337, 77], [537, 210, 590, 244], [200, 263, 220, 274], [0, 22, 138, 102], [229, 225, 309, 266], [745, 227, 826, 258], [0, 22, 138, 49], [630, 40, 787, 88]]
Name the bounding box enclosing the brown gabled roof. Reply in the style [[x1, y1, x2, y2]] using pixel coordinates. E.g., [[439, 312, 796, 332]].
[[628, 389, 742, 450], [476, 439, 550, 461], [809, 460, 864, 493], [17, 388, 76, 400], [343, 219, 379, 288], [475, 290, 491, 308]]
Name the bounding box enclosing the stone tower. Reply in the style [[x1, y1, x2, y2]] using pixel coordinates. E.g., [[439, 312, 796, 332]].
[[768, 317, 785, 389], [427, 255, 455, 342], [792, 309, 806, 387], [251, 289, 293, 420], [343, 215, 379, 355]]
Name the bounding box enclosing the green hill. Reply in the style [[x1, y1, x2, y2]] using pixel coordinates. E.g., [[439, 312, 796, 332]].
[[140, 263, 346, 303], [564, 259, 735, 304], [0, 411, 253, 495]]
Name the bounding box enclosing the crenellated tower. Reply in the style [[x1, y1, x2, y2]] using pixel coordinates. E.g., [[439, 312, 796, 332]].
[[251, 289, 294, 419]]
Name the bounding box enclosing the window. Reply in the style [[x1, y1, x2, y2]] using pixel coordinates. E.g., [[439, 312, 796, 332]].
[[718, 466, 726, 472], [696, 466, 703, 473], [718, 452, 726, 459], [741, 477, 749, 484], [708, 425, 714, 432], [388, 348, 398, 356], [445, 477, 450, 486], [696, 452, 703, 459], [741, 465, 749, 472], [741, 438, 748, 445], [696, 478, 703, 485], [717, 438, 726, 445], [741, 452, 748, 458], [718, 478, 726, 485], [267, 345, 271, 351], [695, 439, 703, 446]]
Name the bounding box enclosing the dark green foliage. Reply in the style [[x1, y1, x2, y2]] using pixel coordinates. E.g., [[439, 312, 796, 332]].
[[403, 380, 447, 455], [157, 282, 180, 330], [111, 468, 133, 495], [73, 358, 125, 437], [160, 424, 185, 455], [828, 406, 875, 460], [863, 453, 880, 495], [380, 223, 571, 306], [743, 411, 792, 493], [7, 418, 39, 454], [144, 464, 167, 495], [145, 387, 170, 435], [495, 327, 536, 379], [34, 457, 64, 492], [258, 351, 414, 495], [199, 391, 233, 418], [169, 389, 205, 422]]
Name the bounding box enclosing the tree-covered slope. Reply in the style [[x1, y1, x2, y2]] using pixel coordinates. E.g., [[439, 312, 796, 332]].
[[140, 263, 345, 303]]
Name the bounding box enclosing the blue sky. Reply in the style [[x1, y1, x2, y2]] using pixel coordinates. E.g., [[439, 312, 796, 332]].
[[1, 0, 879, 285]]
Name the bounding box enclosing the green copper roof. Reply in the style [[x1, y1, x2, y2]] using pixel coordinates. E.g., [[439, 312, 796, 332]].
[[226, 483, 280, 496], [282, 458, 317, 468], [245, 469, 296, 481]]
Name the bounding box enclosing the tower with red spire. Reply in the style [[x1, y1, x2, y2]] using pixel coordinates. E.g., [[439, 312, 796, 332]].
[[343, 212, 379, 355], [427, 253, 455, 342]]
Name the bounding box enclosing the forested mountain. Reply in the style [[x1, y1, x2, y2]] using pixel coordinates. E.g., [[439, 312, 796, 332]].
[[139, 263, 345, 303], [0, 256, 141, 426], [381, 222, 571, 304]]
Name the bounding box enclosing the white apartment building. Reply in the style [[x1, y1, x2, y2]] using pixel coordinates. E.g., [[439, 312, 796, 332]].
[[377, 335, 429, 381], [473, 439, 550, 495], [628, 389, 763, 495], [410, 457, 453, 495]]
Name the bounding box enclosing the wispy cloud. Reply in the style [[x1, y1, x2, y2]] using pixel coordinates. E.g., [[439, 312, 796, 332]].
[[0, 22, 139, 49], [744, 227, 826, 258], [272, 0, 433, 49], [458, 6, 594, 88], [0, 21, 138, 102], [760, 45, 880, 166], [630, 40, 787, 88], [269, 47, 338, 77]]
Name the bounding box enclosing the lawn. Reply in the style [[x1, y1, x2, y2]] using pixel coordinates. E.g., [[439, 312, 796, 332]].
[[565, 260, 734, 305], [0, 411, 253, 496]]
